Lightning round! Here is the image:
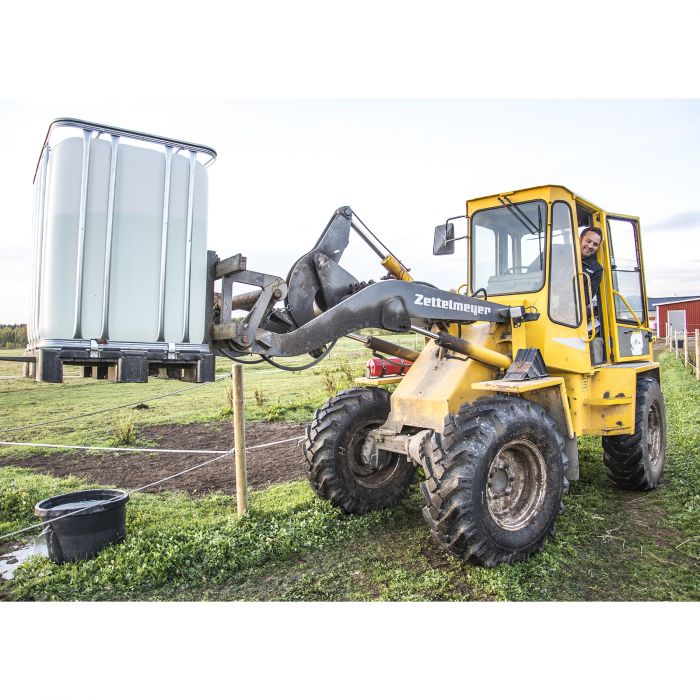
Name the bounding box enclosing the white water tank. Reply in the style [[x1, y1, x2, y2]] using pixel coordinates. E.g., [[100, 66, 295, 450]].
[[29, 118, 216, 347]]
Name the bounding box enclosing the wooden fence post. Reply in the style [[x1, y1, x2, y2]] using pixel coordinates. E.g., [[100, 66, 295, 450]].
[[666, 322, 670, 349], [684, 329, 689, 367], [232, 364, 248, 516], [696, 329, 700, 380], [674, 330, 679, 357]]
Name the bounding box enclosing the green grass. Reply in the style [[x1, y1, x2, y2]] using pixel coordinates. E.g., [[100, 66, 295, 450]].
[[0, 469, 411, 601], [1, 349, 698, 601], [0, 337, 421, 458]]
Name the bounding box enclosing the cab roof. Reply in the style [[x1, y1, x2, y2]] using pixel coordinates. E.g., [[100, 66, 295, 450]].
[[466, 184, 603, 213]]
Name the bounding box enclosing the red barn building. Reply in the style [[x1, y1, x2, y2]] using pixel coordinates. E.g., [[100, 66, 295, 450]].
[[655, 298, 700, 338]]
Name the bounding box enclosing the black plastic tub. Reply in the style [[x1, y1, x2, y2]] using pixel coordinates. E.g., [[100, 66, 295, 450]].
[[34, 489, 129, 564]]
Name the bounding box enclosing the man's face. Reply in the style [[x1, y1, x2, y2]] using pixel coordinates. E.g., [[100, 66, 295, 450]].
[[580, 231, 601, 258]]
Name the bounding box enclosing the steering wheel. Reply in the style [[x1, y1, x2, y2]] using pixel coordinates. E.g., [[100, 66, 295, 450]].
[[503, 266, 530, 275]]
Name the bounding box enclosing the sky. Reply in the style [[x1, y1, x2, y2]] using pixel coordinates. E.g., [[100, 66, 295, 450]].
[[1, 98, 698, 323]]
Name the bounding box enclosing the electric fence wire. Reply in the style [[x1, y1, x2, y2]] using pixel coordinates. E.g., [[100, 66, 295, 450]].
[[0, 434, 304, 541], [0, 441, 230, 454], [0, 373, 231, 436], [0, 342, 405, 539], [0, 352, 360, 433]]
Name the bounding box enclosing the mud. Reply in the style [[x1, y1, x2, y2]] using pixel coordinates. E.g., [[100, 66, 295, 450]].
[[1, 421, 308, 497]]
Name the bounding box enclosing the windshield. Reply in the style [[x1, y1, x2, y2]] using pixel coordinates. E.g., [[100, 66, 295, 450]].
[[471, 200, 547, 295]]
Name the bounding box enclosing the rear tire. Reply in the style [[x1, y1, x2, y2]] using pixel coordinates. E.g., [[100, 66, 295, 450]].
[[421, 396, 567, 567], [303, 387, 415, 514], [602, 375, 666, 490]]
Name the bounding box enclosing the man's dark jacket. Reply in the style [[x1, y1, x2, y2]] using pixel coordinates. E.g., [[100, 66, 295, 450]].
[[582, 254, 602, 316]]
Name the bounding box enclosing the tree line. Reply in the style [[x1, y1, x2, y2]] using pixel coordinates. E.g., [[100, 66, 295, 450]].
[[0, 324, 28, 348]]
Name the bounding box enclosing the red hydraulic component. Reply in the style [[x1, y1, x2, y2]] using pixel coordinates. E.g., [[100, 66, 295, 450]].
[[365, 356, 413, 378]]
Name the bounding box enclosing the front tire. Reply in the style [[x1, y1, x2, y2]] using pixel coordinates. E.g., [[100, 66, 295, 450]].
[[303, 387, 415, 514], [421, 396, 567, 567], [602, 375, 666, 490]]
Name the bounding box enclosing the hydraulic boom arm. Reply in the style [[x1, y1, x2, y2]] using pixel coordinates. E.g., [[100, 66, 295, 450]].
[[209, 206, 534, 365]]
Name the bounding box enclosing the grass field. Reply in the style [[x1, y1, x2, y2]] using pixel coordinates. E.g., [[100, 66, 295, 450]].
[[0, 336, 421, 455], [1, 346, 698, 601]]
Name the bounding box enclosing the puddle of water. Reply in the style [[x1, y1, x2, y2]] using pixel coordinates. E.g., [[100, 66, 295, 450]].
[[0, 536, 49, 581]]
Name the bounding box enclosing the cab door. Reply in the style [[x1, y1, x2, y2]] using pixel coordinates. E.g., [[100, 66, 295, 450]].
[[601, 213, 651, 362]]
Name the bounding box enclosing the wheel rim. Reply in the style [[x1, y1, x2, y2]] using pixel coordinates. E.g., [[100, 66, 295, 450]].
[[486, 439, 547, 531], [647, 402, 663, 470], [347, 419, 400, 487]]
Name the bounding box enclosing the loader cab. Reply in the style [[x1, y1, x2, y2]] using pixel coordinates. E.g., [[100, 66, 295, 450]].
[[458, 185, 651, 372]]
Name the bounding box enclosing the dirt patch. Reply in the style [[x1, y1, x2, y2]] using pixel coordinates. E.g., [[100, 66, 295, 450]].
[[2, 421, 308, 496], [616, 488, 691, 560]]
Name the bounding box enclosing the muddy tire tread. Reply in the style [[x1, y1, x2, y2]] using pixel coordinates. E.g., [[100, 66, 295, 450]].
[[303, 387, 414, 514], [421, 395, 567, 567], [602, 376, 666, 491]]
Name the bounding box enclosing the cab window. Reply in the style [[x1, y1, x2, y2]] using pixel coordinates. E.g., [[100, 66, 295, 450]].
[[607, 217, 645, 324], [549, 202, 581, 327], [471, 200, 546, 296]]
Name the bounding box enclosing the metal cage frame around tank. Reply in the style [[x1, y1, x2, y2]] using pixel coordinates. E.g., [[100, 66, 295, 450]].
[[26, 118, 218, 383], [29, 117, 217, 346]]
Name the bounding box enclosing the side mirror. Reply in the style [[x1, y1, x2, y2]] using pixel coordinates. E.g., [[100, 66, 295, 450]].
[[433, 223, 455, 255]]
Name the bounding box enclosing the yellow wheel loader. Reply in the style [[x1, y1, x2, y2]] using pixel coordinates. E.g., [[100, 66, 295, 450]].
[[211, 185, 666, 566]]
